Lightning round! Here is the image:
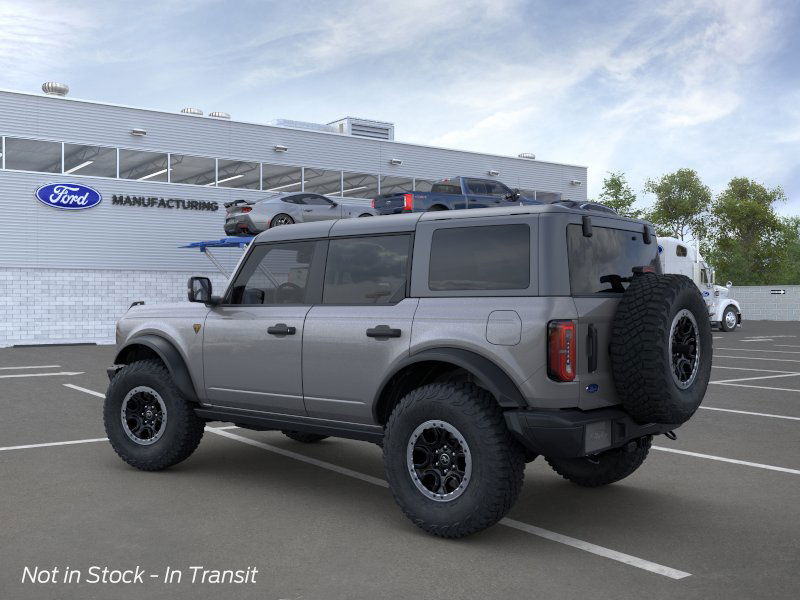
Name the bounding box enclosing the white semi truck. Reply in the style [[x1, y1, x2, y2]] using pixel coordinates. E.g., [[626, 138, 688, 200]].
[[657, 237, 742, 332]]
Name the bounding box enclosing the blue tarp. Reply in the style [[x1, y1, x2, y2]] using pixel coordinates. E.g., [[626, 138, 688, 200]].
[[180, 237, 253, 250]]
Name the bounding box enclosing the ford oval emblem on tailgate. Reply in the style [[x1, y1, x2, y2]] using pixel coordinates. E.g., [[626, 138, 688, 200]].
[[585, 383, 599, 393], [35, 183, 102, 210]]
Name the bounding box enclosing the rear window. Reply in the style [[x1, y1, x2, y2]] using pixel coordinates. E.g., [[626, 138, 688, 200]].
[[431, 181, 462, 195], [429, 224, 530, 291], [567, 225, 659, 294]]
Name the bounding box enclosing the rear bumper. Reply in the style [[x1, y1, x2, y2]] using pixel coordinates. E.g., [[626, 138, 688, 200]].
[[504, 406, 676, 458]]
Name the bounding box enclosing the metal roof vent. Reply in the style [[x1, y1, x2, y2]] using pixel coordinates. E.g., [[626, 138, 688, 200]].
[[180, 107, 203, 116], [42, 82, 69, 96], [328, 117, 394, 141], [518, 152, 536, 160], [209, 111, 231, 119], [268, 119, 337, 134]]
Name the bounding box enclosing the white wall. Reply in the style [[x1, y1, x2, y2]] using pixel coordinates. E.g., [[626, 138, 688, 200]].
[[729, 286, 800, 322]]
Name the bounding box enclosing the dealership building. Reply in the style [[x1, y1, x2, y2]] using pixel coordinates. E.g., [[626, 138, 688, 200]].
[[0, 84, 587, 346]]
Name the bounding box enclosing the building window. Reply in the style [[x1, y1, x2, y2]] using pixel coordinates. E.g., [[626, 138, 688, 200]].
[[4, 137, 61, 173], [323, 235, 410, 304], [429, 225, 530, 291], [414, 179, 436, 192], [119, 149, 169, 182], [63, 144, 117, 178], [379, 175, 413, 195], [217, 159, 260, 189], [304, 168, 342, 196], [342, 172, 379, 199], [170, 154, 216, 186], [262, 164, 302, 193]]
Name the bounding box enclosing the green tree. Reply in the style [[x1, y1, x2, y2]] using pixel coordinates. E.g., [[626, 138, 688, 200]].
[[705, 177, 787, 285], [596, 171, 641, 218], [643, 168, 711, 241]]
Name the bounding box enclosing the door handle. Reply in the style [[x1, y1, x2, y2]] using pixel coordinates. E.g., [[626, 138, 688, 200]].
[[366, 325, 402, 338], [303, 209, 313, 212], [587, 324, 598, 373], [267, 323, 296, 336]]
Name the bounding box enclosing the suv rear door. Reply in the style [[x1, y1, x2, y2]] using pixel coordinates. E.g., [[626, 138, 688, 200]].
[[562, 217, 659, 410], [302, 233, 417, 424]]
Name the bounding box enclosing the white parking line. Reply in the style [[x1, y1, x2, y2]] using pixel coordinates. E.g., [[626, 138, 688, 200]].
[[712, 365, 798, 373], [0, 365, 61, 370], [699, 406, 800, 421], [711, 372, 800, 384], [710, 382, 800, 394], [207, 427, 691, 579], [715, 355, 800, 364], [0, 371, 84, 379], [653, 446, 800, 475], [716, 347, 800, 354], [0, 438, 107, 452], [64, 383, 106, 398]]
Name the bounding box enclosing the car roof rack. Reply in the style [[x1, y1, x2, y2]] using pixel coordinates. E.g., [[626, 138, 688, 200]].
[[548, 200, 618, 215]]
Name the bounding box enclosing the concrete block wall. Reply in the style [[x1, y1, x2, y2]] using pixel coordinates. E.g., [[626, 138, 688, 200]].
[[0, 268, 228, 347], [729, 286, 800, 322]]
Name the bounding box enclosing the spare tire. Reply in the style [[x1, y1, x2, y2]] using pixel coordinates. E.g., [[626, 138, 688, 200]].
[[610, 273, 712, 425]]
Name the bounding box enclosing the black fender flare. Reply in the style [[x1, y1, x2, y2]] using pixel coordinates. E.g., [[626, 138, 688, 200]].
[[374, 347, 526, 412], [113, 334, 199, 402]]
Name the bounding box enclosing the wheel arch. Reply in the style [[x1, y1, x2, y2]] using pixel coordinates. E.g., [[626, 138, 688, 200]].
[[373, 347, 526, 425], [113, 334, 199, 402]]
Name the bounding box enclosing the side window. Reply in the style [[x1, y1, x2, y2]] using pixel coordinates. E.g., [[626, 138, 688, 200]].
[[323, 235, 410, 304], [430, 182, 461, 195], [700, 269, 709, 284], [465, 179, 488, 195], [229, 241, 317, 305], [283, 195, 305, 205], [305, 194, 334, 206], [429, 225, 530, 291], [676, 245, 688, 257], [486, 181, 513, 197]]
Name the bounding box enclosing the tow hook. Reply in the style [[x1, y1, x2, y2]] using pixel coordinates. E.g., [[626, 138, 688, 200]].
[[664, 431, 677, 441]]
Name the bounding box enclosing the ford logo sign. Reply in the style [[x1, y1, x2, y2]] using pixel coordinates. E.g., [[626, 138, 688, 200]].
[[35, 183, 102, 210], [585, 383, 599, 393]]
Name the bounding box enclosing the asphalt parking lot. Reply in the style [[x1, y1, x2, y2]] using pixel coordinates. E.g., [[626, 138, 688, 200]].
[[1, 321, 799, 599]]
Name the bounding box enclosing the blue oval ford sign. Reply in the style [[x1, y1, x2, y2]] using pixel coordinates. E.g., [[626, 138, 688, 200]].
[[35, 183, 102, 210]]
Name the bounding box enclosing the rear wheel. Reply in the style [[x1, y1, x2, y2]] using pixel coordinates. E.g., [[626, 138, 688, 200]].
[[545, 436, 652, 487], [270, 213, 294, 227], [383, 382, 524, 538], [720, 306, 738, 332], [281, 430, 329, 443]]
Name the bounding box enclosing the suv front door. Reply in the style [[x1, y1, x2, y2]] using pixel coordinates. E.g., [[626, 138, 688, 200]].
[[202, 240, 324, 414], [302, 234, 417, 424]]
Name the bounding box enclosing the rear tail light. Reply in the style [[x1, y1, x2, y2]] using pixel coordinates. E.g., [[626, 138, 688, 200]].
[[241, 207, 252, 213], [403, 193, 413, 212], [371, 198, 376, 209], [548, 320, 576, 382]]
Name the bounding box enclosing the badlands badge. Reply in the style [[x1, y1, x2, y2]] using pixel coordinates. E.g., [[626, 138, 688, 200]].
[[193, 324, 201, 334]]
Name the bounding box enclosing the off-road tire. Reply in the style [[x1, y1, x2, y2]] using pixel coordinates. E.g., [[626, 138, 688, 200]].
[[611, 273, 712, 425], [104, 359, 205, 471], [383, 382, 525, 538], [281, 430, 329, 443], [545, 436, 652, 487], [720, 305, 738, 332]]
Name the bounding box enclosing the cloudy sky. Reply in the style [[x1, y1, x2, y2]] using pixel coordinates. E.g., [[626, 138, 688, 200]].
[[2, 0, 798, 213]]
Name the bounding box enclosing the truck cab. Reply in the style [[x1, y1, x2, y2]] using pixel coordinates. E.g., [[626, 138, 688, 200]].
[[657, 237, 742, 331]]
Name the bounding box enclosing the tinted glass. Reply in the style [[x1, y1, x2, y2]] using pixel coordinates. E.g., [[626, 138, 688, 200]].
[[430, 182, 461, 194], [263, 164, 302, 193], [676, 245, 688, 257], [379, 175, 413, 195], [170, 154, 216, 186], [305, 168, 342, 196], [465, 179, 489, 195], [304, 194, 333, 206], [5, 138, 61, 173], [64, 144, 116, 177], [429, 225, 530, 291], [342, 172, 379, 199], [217, 159, 260, 189], [567, 225, 660, 294], [324, 235, 410, 304], [414, 179, 436, 192], [119, 149, 168, 182], [229, 241, 316, 305], [485, 180, 512, 197]]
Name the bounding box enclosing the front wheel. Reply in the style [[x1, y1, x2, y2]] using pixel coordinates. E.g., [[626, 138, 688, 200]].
[[545, 436, 652, 487], [383, 382, 525, 538], [720, 306, 738, 332], [103, 360, 205, 471]]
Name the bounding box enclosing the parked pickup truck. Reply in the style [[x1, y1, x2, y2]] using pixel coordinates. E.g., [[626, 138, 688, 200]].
[[371, 176, 540, 214]]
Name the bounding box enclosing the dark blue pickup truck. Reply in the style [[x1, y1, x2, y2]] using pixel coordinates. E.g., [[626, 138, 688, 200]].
[[371, 176, 540, 214]]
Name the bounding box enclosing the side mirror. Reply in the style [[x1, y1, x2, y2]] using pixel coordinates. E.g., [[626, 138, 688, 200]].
[[188, 276, 212, 303], [726, 281, 732, 289], [329, 201, 339, 208]]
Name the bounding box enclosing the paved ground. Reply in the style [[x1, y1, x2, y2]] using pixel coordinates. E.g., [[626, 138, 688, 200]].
[[1, 321, 799, 599]]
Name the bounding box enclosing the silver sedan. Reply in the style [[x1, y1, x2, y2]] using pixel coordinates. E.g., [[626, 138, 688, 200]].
[[224, 192, 377, 235]]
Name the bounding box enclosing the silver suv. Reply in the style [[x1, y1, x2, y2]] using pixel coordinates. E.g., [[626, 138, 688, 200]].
[[105, 205, 712, 538]]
